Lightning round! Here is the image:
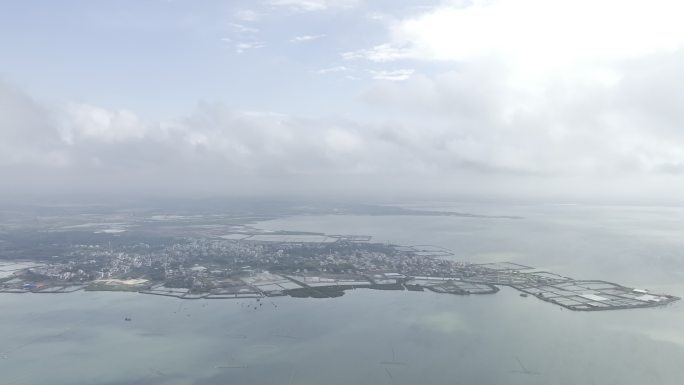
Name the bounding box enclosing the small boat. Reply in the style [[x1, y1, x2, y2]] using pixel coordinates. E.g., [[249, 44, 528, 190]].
[[124, 317, 132, 321], [519, 293, 528, 298]]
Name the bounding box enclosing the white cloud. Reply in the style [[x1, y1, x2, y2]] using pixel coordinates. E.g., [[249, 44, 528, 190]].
[[4, 0, 684, 202], [1, 68, 680, 182], [228, 23, 259, 34], [290, 34, 325, 43], [270, 0, 359, 12], [396, 0, 684, 61], [235, 41, 266, 54], [360, 0, 684, 85], [317, 65, 352, 74], [359, 51, 684, 178], [369, 69, 415, 81], [342, 43, 413, 62], [63, 104, 147, 143], [339, 0, 684, 185], [0, 81, 68, 167]]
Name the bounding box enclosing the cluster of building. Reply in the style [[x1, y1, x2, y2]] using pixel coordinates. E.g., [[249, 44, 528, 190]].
[[0, 237, 680, 311]]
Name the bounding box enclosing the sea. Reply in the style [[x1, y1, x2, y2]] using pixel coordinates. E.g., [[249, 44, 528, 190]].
[[2, 202, 684, 385]]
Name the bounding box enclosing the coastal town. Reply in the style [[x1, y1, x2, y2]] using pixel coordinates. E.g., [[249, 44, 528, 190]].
[[0, 232, 679, 311]]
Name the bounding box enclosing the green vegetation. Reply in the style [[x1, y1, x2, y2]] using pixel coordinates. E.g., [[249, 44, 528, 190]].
[[284, 286, 347, 298], [84, 283, 144, 292]]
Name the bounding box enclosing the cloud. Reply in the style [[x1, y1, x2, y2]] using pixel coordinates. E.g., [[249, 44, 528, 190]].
[[4, 21, 684, 202], [316, 65, 352, 74], [0, 83, 428, 195], [290, 34, 325, 43], [342, 43, 413, 62], [228, 23, 259, 34], [234, 41, 266, 53], [368, 69, 415, 81], [337, 0, 684, 187], [220, 38, 265, 54], [63, 104, 147, 143], [359, 49, 684, 179], [394, 0, 684, 62], [223, 22, 262, 53], [353, 0, 684, 85], [270, 0, 359, 12], [0, 81, 68, 167], [3, 0, 684, 203], [1, 66, 684, 200]]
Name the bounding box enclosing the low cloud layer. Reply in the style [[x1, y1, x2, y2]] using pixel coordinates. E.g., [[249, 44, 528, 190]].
[[3, 64, 684, 203]]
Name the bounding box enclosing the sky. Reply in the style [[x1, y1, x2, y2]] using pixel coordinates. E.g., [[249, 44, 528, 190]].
[[2, 0, 684, 203]]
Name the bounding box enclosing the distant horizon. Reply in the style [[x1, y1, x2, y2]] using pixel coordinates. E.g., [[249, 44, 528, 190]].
[[4, 192, 684, 210]]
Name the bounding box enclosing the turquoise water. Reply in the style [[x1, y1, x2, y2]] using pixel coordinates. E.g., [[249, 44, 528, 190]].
[[2, 204, 684, 384]]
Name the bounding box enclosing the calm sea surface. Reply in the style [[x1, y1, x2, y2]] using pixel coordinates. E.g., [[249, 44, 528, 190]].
[[2, 203, 684, 385]]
